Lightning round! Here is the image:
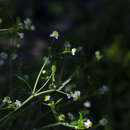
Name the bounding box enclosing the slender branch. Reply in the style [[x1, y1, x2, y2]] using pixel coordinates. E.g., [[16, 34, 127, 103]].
[[56, 90, 67, 95], [0, 28, 9, 32], [35, 89, 55, 97], [32, 58, 48, 94], [35, 73, 52, 94], [38, 122, 62, 129]]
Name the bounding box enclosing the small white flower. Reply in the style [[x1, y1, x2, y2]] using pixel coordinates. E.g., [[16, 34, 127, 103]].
[[24, 18, 31, 30], [44, 95, 51, 102], [99, 118, 108, 126], [71, 48, 77, 56], [84, 119, 93, 129], [83, 101, 91, 108], [30, 25, 35, 31], [95, 50, 103, 60], [50, 30, 59, 39], [15, 100, 22, 107], [67, 112, 74, 121], [53, 85, 56, 89], [67, 94, 72, 99], [8, 100, 12, 104], [72, 90, 80, 101], [42, 70, 46, 74], [17, 32, 24, 39]]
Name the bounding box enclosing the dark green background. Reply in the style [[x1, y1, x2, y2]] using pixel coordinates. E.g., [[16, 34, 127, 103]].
[[0, 0, 130, 130]]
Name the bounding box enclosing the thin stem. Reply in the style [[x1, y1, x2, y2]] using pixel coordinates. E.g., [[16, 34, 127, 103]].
[[32, 58, 48, 94], [35, 73, 52, 94], [38, 122, 62, 129], [0, 95, 33, 123], [0, 111, 14, 123], [0, 89, 55, 123], [0, 28, 9, 32], [35, 89, 55, 97], [14, 95, 34, 112], [56, 90, 67, 95]]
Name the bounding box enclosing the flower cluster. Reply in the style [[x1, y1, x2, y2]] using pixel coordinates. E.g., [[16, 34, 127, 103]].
[[2, 96, 12, 104], [17, 18, 35, 40], [2, 96, 22, 108]]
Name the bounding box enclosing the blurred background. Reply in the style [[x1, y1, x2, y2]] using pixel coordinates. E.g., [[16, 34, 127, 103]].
[[0, 0, 130, 130]]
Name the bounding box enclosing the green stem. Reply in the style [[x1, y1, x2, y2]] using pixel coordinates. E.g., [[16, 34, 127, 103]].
[[39, 122, 62, 129], [32, 58, 48, 94], [14, 95, 34, 112], [35, 74, 52, 94], [0, 89, 55, 123], [35, 89, 55, 97], [0, 28, 9, 32], [56, 90, 67, 95]]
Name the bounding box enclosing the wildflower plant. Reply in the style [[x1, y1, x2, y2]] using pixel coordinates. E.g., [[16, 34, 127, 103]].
[[0, 17, 105, 130]]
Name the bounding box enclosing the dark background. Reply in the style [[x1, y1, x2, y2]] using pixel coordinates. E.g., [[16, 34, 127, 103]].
[[0, 0, 130, 130]]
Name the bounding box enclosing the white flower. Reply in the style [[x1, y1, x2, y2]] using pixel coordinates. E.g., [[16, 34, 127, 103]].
[[42, 70, 46, 74], [83, 101, 91, 108], [95, 50, 103, 60], [44, 95, 51, 102], [71, 48, 77, 56], [99, 118, 108, 126], [67, 93, 72, 99], [24, 18, 35, 31], [72, 90, 80, 101], [15, 100, 22, 107], [50, 30, 59, 39], [17, 32, 24, 39], [67, 112, 74, 120], [53, 85, 56, 89], [84, 119, 93, 129], [24, 18, 31, 30], [30, 25, 35, 31]]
